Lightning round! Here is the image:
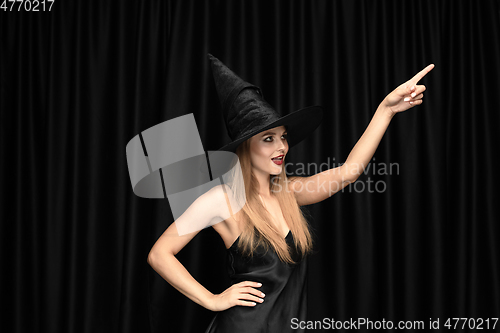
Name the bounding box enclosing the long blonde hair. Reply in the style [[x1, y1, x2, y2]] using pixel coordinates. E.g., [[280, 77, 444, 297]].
[[225, 137, 314, 264]]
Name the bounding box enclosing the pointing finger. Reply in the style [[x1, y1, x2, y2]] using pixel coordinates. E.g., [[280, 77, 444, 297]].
[[410, 64, 435, 85]]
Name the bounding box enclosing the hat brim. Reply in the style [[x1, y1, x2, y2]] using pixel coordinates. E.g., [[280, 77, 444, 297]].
[[215, 106, 323, 153]]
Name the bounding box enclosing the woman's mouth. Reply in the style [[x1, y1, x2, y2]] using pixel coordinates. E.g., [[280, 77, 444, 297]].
[[271, 155, 284, 165]]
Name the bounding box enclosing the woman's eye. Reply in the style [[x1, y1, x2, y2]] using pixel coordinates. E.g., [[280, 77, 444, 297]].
[[264, 134, 287, 142], [264, 134, 288, 142]]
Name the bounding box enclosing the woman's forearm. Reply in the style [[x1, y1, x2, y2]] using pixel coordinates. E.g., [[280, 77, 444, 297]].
[[342, 103, 394, 181], [148, 251, 215, 310], [341, 64, 435, 182]]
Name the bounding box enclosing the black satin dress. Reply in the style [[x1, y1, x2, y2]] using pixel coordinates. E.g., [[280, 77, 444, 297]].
[[205, 230, 308, 332]]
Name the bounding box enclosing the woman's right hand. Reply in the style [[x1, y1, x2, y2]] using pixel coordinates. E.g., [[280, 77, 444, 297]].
[[207, 281, 265, 311]]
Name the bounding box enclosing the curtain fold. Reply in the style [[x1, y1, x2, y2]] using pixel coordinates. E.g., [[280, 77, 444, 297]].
[[1, 1, 499, 332]]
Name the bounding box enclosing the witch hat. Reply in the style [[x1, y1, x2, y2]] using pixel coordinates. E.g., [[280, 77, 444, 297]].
[[208, 54, 323, 153]]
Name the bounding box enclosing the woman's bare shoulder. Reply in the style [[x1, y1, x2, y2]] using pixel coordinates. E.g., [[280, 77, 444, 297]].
[[209, 184, 245, 248]]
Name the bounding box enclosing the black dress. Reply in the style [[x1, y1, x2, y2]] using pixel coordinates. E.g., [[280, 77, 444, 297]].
[[204, 230, 308, 332]]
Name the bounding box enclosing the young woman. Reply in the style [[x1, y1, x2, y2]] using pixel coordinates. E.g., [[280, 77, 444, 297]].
[[147, 55, 434, 332]]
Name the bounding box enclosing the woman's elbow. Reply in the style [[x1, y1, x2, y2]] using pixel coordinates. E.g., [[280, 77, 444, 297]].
[[147, 249, 156, 267], [147, 247, 174, 268], [147, 247, 163, 268]]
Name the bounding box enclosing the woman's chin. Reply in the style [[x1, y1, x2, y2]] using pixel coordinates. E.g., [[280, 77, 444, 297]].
[[270, 164, 283, 175]]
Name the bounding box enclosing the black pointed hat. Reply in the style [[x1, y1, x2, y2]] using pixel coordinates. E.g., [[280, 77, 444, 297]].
[[208, 54, 323, 153]]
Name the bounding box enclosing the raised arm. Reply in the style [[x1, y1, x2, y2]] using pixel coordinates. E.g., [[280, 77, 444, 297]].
[[290, 64, 435, 206]]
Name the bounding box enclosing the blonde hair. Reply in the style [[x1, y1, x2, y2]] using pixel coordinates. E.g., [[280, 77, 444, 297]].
[[225, 136, 314, 264]]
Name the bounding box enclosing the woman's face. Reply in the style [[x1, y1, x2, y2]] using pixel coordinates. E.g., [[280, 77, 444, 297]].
[[248, 125, 288, 176]]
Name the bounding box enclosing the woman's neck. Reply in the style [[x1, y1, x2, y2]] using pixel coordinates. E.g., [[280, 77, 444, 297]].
[[254, 169, 272, 198]]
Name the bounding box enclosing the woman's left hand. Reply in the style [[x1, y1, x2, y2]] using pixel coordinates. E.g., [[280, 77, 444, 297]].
[[382, 64, 435, 116]]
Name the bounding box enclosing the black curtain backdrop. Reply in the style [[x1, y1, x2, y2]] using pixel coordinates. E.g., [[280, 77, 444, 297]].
[[1, 1, 499, 332]]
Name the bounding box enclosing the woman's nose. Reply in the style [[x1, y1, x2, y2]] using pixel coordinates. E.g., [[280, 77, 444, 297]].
[[277, 139, 287, 151]]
